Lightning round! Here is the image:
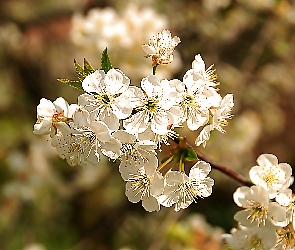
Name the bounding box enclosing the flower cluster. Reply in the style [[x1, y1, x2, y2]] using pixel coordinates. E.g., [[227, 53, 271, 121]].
[[33, 30, 234, 212], [224, 154, 295, 249], [71, 4, 181, 81]]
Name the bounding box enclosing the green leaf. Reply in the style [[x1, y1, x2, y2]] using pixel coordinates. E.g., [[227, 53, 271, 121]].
[[57, 78, 83, 91], [84, 58, 95, 75], [74, 59, 86, 82], [184, 148, 198, 162], [101, 48, 112, 73], [57, 58, 96, 91]]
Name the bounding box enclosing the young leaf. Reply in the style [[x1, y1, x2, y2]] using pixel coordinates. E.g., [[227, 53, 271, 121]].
[[184, 148, 198, 162], [74, 59, 86, 82], [101, 48, 112, 73], [84, 58, 95, 75], [58, 58, 96, 91], [57, 78, 83, 91]]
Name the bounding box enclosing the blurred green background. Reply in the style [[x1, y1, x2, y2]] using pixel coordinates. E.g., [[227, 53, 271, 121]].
[[1, 0, 295, 249]]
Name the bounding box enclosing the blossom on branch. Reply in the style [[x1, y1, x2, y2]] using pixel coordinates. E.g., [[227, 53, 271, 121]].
[[33, 97, 78, 136], [158, 161, 214, 211], [249, 153, 293, 199], [120, 155, 164, 212], [142, 29, 180, 67]]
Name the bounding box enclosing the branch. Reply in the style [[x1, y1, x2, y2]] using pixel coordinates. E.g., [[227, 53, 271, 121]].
[[172, 137, 252, 187]]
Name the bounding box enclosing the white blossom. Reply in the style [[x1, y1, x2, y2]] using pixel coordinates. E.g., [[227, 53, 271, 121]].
[[195, 94, 234, 147], [120, 155, 164, 212], [142, 29, 180, 66], [123, 75, 178, 135], [81, 68, 132, 130], [112, 130, 156, 170], [233, 185, 287, 227], [33, 97, 78, 136], [137, 122, 178, 148], [249, 154, 293, 199], [223, 223, 278, 250], [51, 109, 121, 166], [178, 55, 223, 132], [158, 161, 214, 211], [276, 188, 295, 229]]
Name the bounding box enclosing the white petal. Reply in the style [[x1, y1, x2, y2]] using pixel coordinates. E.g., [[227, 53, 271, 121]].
[[142, 196, 160, 212], [233, 186, 251, 207], [276, 188, 292, 206], [192, 54, 205, 72], [125, 86, 145, 108], [53, 97, 69, 115], [112, 130, 136, 144], [165, 171, 187, 185], [111, 95, 132, 119], [268, 202, 287, 224], [249, 166, 264, 186], [187, 107, 208, 131], [82, 70, 105, 93], [125, 182, 141, 203], [119, 161, 139, 181], [142, 44, 157, 55], [143, 155, 157, 177], [123, 110, 149, 134], [33, 119, 52, 135], [234, 210, 259, 228], [221, 94, 234, 109], [158, 186, 179, 207], [100, 138, 121, 160], [68, 104, 79, 117], [279, 163, 293, 179], [189, 161, 211, 179], [150, 171, 164, 197], [194, 177, 214, 198], [257, 154, 278, 167], [246, 186, 269, 208], [37, 98, 55, 117], [98, 108, 119, 131], [141, 75, 162, 98], [151, 114, 169, 135], [104, 68, 130, 95], [89, 121, 111, 142], [195, 125, 212, 147]]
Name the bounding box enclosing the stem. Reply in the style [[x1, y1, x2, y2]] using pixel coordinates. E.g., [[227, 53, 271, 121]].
[[179, 155, 185, 172], [171, 137, 252, 187], [153, 65, 157, 75], [157, 155, 174, 171]]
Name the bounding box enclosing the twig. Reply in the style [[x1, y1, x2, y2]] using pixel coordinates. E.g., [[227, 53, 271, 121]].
[[172, 137, 252, 187]]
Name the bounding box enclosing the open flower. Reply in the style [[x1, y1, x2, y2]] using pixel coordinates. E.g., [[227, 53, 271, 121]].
[[276, 188, 295, 229], [123, 75, 179, 135], [142, 29, 180, 66], [112, 130, 156, 169], [81, 68, 132, 130], [33, 97, 78, 136], [224, 223, 278, 250], [249, 154, 293, 199], [178, 55, 223, 132], [158, 161, 214, 211], [195, 94, 234, 147], [233, 185, 287, 227], [51, 109, 121, 166], [120, 155, 164, 212]]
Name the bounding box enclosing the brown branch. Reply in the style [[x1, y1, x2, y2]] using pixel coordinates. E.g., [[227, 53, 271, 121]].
[[172, 137, 252, 187]]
